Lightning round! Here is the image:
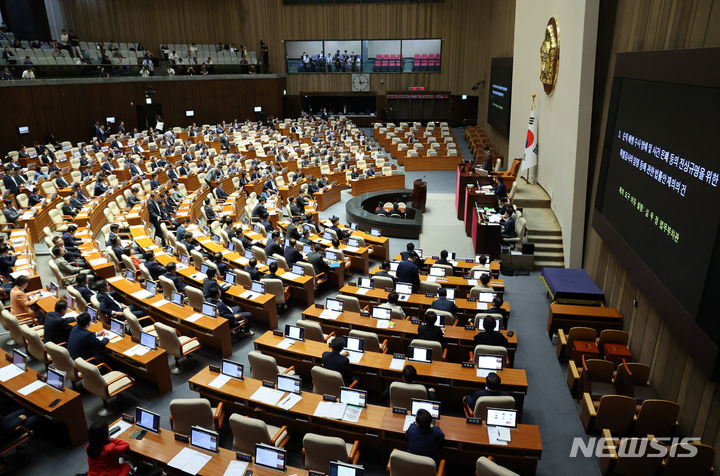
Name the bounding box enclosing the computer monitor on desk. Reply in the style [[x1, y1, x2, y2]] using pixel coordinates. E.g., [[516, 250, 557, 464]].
[[135, 407, 160, 433], [411, 398, 440, 419], [255, 443, 286, 471], [486, 408, 517, 428], [190, 426, 219, 453], [408, 346, 432, 363], [221, 359, 244, 380], [372, 307, 391, 320]]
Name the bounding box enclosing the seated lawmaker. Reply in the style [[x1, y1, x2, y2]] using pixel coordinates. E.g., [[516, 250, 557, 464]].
[[435, 249, 452, 266], [44, 299, 75, 344], [405, 408, 445, 461], [206, 283, 253, 336], [322, 336, 354, 386], [463, 372, 508, 409], [417, 310, 444, 344], [85, 420, 132, 476], [396, 252, 420, 291], [493, 176, 507, 201], [486, 296, 508, 321], [501, 207, 516, 239], [430, 287, 457, 315], [379, 292, 405, 318], [382, 364, 435, 402], [473, 315, 508, 347], [67, 312, 109, 361], [374, 260, 396, 284]]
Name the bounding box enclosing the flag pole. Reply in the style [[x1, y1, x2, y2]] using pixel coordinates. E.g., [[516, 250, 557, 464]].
[[525, 93, 536, 183]]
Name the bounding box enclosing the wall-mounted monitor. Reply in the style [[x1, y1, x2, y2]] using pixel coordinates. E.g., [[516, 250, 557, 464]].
[[185, 110, 195, 117], [18, 126, 29, 134], [254, 106, 262, 112], [106, 116, 116, 123], [487, 57, 513, 137]]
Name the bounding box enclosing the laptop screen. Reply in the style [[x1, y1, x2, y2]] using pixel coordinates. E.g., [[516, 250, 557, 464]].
[[323, 232, 333, 240], [251, 281, 265, 294], [284, 325, 304, 341], [145, 280, 157, 295], [447, 252, 456, 260], [395, 283, 412, 295], [244, 250, 254, 259], [201, 302, 216, 317], [472, 270, 490, 280], [292, 264, 305, 275], [303, 244, 312, 254], [411, 398, 440, 419], [389, 261, 400, 272], [277, 374, 301, 395], [349, 222, 357, 230], [372, 307, 391, 320], [415, 249, 423, 258], [87, 306, 97, 322], [140, 332, 156, 349], [200, 263, 209, 274], [65, 295, 74, 310], [225, 272, 235, 284], [325, 298, 343, 312], [213, 234, 220, 244], [429, 267, 446, 277], [370, 228, 381, 237], [408, 346, 432, 363], [12, 349, 26, 370], [486, 408, 517, 428], [344, 336, 364, 353], [476, 355, 504, 371], [358, 277, 373, 289], [440, 288, 455, 301], [165, 246, 175, 255], [135, 407, 160, 433], [190, 426, 219, 453], [255, 444, 286, 471], [267, 257, 276, 267], [125, 270, 135, 281], [180, 254, 190, 265], [348, 238, 360, 247], [227, 242, 235, 252], [172, 291, 184, 306], [221, 359, 244, 379], [325, 250, 338, 261], [432, 315, 445, 328], [46, 368, 65, 391], [110, 318, 124, 336], [340, 387, 367, 408]]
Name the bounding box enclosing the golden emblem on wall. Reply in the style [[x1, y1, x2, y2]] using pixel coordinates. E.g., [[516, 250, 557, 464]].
[[540, 17, 559, 95]]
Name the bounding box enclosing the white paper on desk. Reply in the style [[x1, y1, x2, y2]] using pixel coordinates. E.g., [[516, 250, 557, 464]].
[[9, 270, 29, 279], [250, 386, 285, 406], [276, 338, 295, 349], [389, 358, 405, 370], [65, 311, 79, 318], [223, 460, 249, 476], [342, 404, 362, 422], [239, 291, 260, 300], [10, 231, 24, 238], [479, 293, 494, 303], [21, 212, 34, 220], [123, 345, 140, 357], [477, 368, 494, 378], [153, 298, 169, 307], [220, 249, 231, 256], [426, 276, 437, 283], [314, 401, 346, 420], [319, 309, 341, 320], [468, 279, 479, 286], [403, 415, 416, 431], [450, 260, 458, 266], [344, 246, 359, 253], [376, 320, 390, 329], [277, 392, 303, 410], [190, 272, 207, 281], [109, 420, 133, 437], [106, 276, 123, 283], [168, 447, 212, 475], [0, 364, 24, 382], [355, 287, 369, 295], [89, 258, 108, 266], [476, 302, 489, 310], [281, 272, 299, 280], [497, 426, 511, 442], [18, 380, 46, 396], [487, 426, 509, 445], [347, 351, 363, 364], [131, 290, 153, 300], [14, 258, 28, 266], [208, 374, 232, 389], [185, 313, 203, 323]]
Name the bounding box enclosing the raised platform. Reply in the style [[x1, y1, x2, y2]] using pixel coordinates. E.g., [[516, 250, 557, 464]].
[[346, 189, 423, 239], [404, 156, 461, 171], [513, 179, 565, 269]]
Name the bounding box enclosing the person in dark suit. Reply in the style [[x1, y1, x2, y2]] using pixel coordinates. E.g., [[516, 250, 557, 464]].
[[54, 172, 69, 189], [3, 168, 21, 196], [417, 311, 444, 344], [252, 198, 267, 218], [435, 250, 452, 266], [75, 273, 95, 303], [244, 258, 261, 281], [405, 408, 445, 461], [473, 315, 508, 347], [289, 196, 303, 217], [264, 261, 282, 280], [43, 299, 75, 344], [0, 244, 16, 280], [69, 191, 84, 211], [430, 287, 457, 314], [396, 252, 420, 291], [213, 252, 229, 277], [207, 283, 253, 336], [381, 364, 435, 403], [284, 238, 302, 267], [500, 207, 516, 239], [28, 188, 44, 206], [285, 218, 301, 241], [265, 231, 282, 258], [328, 216, 349, 240], [480, 147, 493, 172], [486, 296, 508, 321], [299, 228, 313, 245], [214, 185, 228, 201], [202, 267, 220, 299], [97, 279, 143, 320], [463, 372, 508, 409], [67, 312, 109, 361], [261, 212, 274, 233], [149, 173, 160, 190], [144, 252, 167, 280], [493, 176, 508, 201], [147, 192, 165, 245], [203, 198, 218, 222], [108, 235, 124, 262], [94, 176, 108, 196], [374, 260, 396, 284], [307, 242, 330, 275], [3, 199, 19, 226], [163, 262, 186, 292], [322, 337, 354, 385], [100, 158, 115, 174], [63, 224, 82, 249]]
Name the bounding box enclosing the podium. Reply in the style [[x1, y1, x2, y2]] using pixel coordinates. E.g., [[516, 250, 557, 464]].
[[412, 179, 427, 211], [456, 163, 493, 220]]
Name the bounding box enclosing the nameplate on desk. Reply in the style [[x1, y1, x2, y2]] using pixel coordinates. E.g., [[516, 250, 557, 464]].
[[462, 362, 475, 368], [424, 293, 435, 298], [262, 380, 275, 388], [323, 394, 337, 402], [384, 287, 394, 292], [393, 407, 408, 415], [467, 297, 477, 302], [465, 259, 474, 263], [410, 318, 421, 325], [236, 452, 252, 462], [465, 325, 476, 331], [360, 311, 370, 317], [272, 329, 284, 337], [208, 365, 221, 373], [314, 304, 325, 309], [393, 353, 405, 360], [466, 417, 482, 425], [121, 414, 135, 424], [174, 433, 189, 443]]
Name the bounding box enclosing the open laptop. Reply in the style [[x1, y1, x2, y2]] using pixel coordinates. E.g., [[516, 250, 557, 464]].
[[395, 282, 412, 301], [372, 307, 391, 320], [284, 324, 304, 341], [171, 291, 184, 307], [340, 387, 367, 408], [145, 280, 157, 298], [429, 267, 446, 277], [108, 318, 125, 342], [277, 374, 302, 395], [201, 302, 217, 318], [349, 222, 358, 231], [135, 407, 160, 433], [408, 346, 432, 363], [370, 228, 381, 237], [475, 354, 504, 378], [291, 264, 305, 276], [190, 426, 219, 453], [347, 237, 360, 248], [403, 398, 441, 430], [86, 306, 98, 323], [124, 269, 135, 282], [255, 443, 286, 471], [344, 336, 364, 363], [321, 298, 343, 320], [140, 331, 157, 350], [486, 407, 517, 442], [223, 271, 235, 288], [222, 359, 244, 380], [12, 349, 27, 371], [358, 277, 373, 289], [472, 269, 491, 281], [46, 368, 65, 391]]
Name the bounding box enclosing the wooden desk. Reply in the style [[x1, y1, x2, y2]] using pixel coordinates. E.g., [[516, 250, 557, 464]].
[[546, 304, 623, 337], [189, 368, 542, 475], [114, 419, 309, 475], [396, 254, 501, 278], [369, 268, 505, 297], [253, 331, 527, 413], [0, 350, 87, 447], [314, 184, 343, 211], [36, 296, 173, 395], [350, 174, 406, 196], [456, 164, 493, 221], [404, 156, 460, 171], [301, 305, 517, 366], [471, 210, 502, 259], [465, 187, 498, 236]]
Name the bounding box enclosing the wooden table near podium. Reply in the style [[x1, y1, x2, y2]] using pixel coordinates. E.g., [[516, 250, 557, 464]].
[[412, 178, 427, 211]]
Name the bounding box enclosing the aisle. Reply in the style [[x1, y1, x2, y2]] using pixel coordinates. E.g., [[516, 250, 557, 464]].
[[418, 192, 475, 257]]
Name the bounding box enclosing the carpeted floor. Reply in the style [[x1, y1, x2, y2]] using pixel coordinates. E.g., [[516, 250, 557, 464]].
[[1, 126, 602, 476]]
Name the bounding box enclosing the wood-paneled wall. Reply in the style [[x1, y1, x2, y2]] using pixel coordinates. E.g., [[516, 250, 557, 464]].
[[0, 76, 284, 150], [54, 0, 515, 158], [585, 0, 720, 464]]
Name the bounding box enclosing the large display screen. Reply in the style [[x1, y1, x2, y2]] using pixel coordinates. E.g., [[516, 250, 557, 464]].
[[487, 57, 512, 136], [594, 48, 720, 363]]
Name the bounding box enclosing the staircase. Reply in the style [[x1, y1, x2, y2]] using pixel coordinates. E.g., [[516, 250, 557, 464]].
[[513, 180, 565, 269]]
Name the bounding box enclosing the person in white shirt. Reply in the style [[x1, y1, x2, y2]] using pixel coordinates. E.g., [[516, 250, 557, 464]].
[[166, 65, 175, 76], [189, 43, 197, 57], [141, 57, 153, 73], [21, 68, 35, 80], [139, 65, 149, 77]]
